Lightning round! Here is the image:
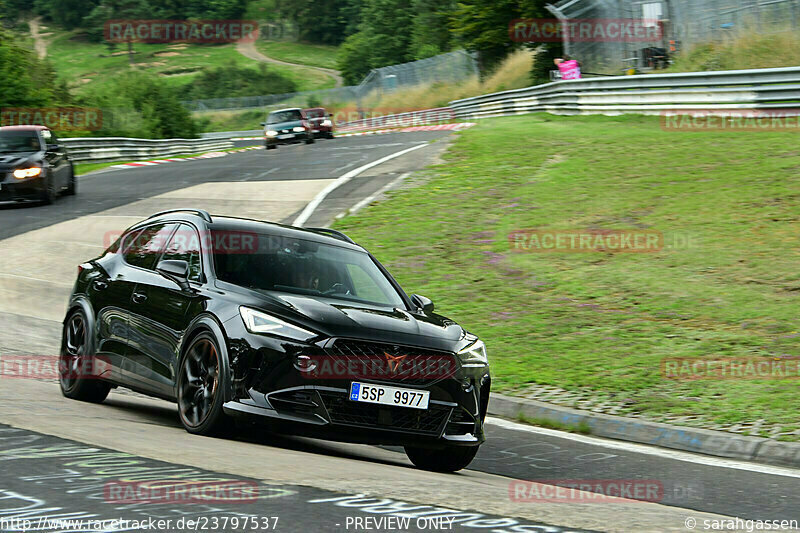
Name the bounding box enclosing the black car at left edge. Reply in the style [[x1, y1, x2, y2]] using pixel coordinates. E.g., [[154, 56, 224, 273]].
[[60, 209, 491, 472], [0, 125, 75, 204]]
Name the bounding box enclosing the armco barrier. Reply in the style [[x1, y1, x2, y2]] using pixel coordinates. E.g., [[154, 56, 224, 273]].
[[61, 137, 234, 163], [448, 66, 800, 119]]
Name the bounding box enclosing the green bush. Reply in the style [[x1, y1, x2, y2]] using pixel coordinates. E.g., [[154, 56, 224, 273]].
[[181, 63, 297, 100], [81, 71, 199, 138]]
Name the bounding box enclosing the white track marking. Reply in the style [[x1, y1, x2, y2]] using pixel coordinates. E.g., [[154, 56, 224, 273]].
[[336, 172, 411, 220], [487, 417, 800, 478], [293, 143, 428, 227]]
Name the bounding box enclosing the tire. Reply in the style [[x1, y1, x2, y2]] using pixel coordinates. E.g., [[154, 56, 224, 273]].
[[326, 132, 335, 139], [60, 309, 112, 403], [266, 144, 276, 150], [405, 444, 480, 473], [40, 177, 56, 205], [305, 135, 315, 144], [65, 166, 76, 196], [177, 331, 232, 436]]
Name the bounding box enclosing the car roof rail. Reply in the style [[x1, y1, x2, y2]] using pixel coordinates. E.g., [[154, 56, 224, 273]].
[[147, 208, 212, 223], [307, 227, 355, 244]]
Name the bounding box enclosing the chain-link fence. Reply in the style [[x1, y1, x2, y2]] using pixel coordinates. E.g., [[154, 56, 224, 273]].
[[181, 49, 479, 112], [548, 0, 800, 74], [181, 86, 360, 112], [356, 50, 479, 96]]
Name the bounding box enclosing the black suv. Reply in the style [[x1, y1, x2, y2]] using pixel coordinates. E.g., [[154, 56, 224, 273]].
[[0, 125, 75, 204], [60, 209, 490, 472]]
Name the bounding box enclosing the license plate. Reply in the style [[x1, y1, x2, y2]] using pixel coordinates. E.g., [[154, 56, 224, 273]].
[[349, 382, 429, 410], [277, 134, 294, 139]]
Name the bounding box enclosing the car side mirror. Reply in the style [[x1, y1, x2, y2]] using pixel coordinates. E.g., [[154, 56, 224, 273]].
[[46, 144, 60, 152], [328, 113, 333, 117], [156, 259, 190, 290], [411, 294, 434, 313]]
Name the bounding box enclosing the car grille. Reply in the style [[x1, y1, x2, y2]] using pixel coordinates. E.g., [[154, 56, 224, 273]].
[[318, 391, 452, 436], [325, 339, 457, 385]]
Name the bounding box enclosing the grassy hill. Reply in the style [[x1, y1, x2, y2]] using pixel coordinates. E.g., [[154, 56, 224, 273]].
[[40, 26, 337, 96]]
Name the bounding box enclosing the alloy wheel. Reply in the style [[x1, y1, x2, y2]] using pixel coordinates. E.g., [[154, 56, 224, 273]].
[[178, 338, 220, 428]]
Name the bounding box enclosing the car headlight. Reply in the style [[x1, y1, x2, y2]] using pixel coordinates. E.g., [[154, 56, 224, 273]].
[[293, 126, 305, 132], [266, 130, 278, 137], [321, 119, 332, 127], [13, 167, 42, 179], [239, 307, 317, 341], [458, 337, 488, 366]]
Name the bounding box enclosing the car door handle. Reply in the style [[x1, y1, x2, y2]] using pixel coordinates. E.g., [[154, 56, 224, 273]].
[[132, 292, 148, 304], [93, 280, 108, 290]]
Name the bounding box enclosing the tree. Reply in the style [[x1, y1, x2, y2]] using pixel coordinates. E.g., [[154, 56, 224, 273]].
[[336, 0, 415, 83], [410, 0, 456, 59], [82, 71, 198, 138], [450, 0, 522, 74], [83, 0, 151, 63], [337, 31, 373, 84], [33, 0, 100, 29], [0, 28, 67, 108]]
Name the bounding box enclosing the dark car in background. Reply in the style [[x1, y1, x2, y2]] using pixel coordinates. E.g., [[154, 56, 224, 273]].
[[60, 209, 491, 472], [262, 108, 315, 149], [0, 125, 75, 204], [303, 107, 335, 139]]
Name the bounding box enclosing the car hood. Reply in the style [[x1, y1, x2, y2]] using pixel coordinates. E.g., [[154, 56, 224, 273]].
[[228, 284, 465, 351], [0, 152, 42, 170], [265, 120, 304, 131]]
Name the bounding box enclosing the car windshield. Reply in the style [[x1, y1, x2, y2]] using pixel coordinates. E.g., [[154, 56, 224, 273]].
[[267, 110, 302, 124], [212, 232, 405, 307], [0, 131, 41, 152]]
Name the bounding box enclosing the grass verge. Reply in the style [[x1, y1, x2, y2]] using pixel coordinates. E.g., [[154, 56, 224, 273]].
[[666, 27, 800, 73], [518, 414, 592, 435], [255, 40, 339, 69], [333, 114, 800, 438]]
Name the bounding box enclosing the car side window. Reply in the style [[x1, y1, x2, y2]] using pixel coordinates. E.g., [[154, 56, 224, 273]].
[[161, 224, 203, 282], [123, 223, 177, 270]]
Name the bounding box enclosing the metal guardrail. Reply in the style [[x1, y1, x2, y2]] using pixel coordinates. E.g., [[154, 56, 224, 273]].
[[201, 130, 262, 139], [448, 66, 800, 119], [61, 137, 234, 163]]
